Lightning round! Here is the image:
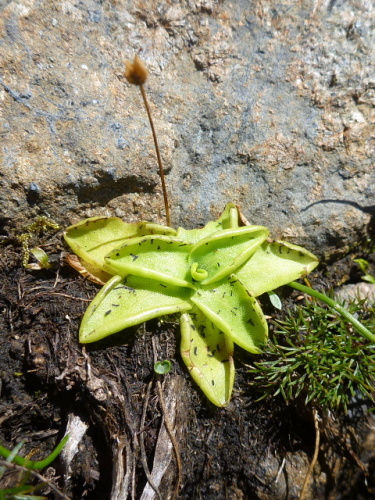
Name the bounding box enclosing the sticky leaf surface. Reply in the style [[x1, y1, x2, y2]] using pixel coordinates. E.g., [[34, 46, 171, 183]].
[[189, 226, 268, 284], [79, 275, 192, 343], [235, 240, 319, 296], [192, 276, 268, 353], [64, 217, 177, 273], [105, 235, 193, 288], [180, 309, 234, 407]]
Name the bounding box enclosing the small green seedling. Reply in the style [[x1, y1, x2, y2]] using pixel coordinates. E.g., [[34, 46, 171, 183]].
[[354, 258, 375, 284], [26, 247, 53, 270], [63, 56, 321, 406], [15, 216, 60, 268], [154, 360, 172, 375]]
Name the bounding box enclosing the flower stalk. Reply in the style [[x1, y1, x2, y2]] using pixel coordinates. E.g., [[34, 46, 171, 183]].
[[124, 55, 171, 226]]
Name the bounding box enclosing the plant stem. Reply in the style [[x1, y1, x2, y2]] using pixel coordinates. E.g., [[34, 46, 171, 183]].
[[299, 408, 320, 500], [288, 281, 375, 343], [140, 84, 171, 227], [0, 434, 69, 470]]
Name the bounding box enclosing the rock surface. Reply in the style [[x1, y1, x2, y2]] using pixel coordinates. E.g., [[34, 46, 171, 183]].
[[1, 0, 374, 255], [336, 281, 375, 302]]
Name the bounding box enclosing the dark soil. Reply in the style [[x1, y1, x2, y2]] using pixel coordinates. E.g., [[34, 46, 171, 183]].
[[0, 230, 374, 500]]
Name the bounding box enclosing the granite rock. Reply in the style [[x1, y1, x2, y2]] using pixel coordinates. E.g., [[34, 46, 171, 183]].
[[1, 0, 374, 255]]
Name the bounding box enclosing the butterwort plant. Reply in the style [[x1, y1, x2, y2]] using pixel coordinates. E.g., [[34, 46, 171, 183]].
[[64, 204, 318, 406], [64, 56, 319, 406]]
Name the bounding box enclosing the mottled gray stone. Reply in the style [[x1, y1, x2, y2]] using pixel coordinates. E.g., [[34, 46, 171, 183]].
[[1, 0, 374, 255], [336, 282, 375, 303]]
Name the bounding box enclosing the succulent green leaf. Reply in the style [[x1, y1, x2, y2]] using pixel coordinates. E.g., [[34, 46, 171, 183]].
[[176, 226, 215, 245], [64, 217, 141, 273], [180, 309, 234, 407], [191, 276, 268, 353], [210, 202, 240, 230], [188, 226, 269, 285], [105, 235, 193, 288], [79, 274, 193, 343], [234, 240, 319, 297], [64, 217, 177, 273]]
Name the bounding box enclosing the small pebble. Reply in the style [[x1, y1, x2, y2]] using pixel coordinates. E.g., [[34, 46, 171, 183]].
[[29, 182, 41, 193]]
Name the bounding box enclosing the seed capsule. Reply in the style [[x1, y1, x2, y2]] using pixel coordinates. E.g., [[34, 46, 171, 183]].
[[124, 55, 148, 85]]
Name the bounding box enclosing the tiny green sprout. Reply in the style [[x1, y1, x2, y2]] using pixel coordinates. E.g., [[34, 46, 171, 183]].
[[26, 247, 53, 270], [289, 281, 375, 343], [353, 258, 375, 284], [154, 360, 172, 375], [267, 290, 282, 310], [17, 216, 60, 268]]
